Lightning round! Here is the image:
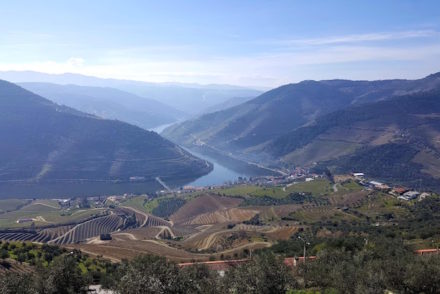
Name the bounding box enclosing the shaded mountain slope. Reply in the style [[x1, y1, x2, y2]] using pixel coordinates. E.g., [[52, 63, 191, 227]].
[[0, 80, 211, 186], [163, 73, 440, 162]]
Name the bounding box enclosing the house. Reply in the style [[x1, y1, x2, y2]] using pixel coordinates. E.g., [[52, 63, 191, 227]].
[[353, 173, 365, 178], [397, 191, 420, 201], [391, 187, 408, 195], [369, 181, 390, 191]]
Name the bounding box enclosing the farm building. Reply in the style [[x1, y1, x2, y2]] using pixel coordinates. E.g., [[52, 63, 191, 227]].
[[398, 191, 420, 201], [353, 173, 365, 178], [369, 181, 390, 191], [391, 187, 408, 195], [16, 218, 33, 224]]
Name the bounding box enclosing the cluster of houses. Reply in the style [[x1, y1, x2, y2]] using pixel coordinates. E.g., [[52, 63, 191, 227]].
[[352, 173, 431, 201]]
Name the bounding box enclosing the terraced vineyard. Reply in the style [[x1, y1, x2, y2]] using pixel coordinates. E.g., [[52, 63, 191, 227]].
[[0, 178, 396, 263], [0, 225, 73, 243], [51, 214, 124, 244], [145, 215, 172, 227], [183, 208, 258, 225]]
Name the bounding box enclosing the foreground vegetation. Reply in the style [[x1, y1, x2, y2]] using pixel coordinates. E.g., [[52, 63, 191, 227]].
[[2, 238, 440, 294]]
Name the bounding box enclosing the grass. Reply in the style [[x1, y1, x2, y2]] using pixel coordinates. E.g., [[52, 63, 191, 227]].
[[0, 199, 29, 213], [357, 193, 411, 219], [213, 179, 333, 199], [285, 179, 333, 196], [145, 199, 160, 213], [121, 195, 149, 212], [0, 204, 107, 229]]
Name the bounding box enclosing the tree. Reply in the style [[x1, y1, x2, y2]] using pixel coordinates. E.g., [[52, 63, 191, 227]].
[[0, 272, 36, 294], [34, 255, 88, 294], [177, 264, 220, 294], [223, 252, 298, 294], [404, 255, 440, 294], [0, 248, 9, 260], [113, 255, 181, 294]]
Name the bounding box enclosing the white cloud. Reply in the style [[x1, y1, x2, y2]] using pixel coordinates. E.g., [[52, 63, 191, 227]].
[[276, 30, 439, 46]]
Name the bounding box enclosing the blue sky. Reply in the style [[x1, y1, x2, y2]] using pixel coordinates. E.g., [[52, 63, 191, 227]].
[[1, 0, 440, 87]]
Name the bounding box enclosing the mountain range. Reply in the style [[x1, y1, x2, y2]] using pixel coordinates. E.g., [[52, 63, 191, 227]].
[[19, 82, 185, 130], [0, 71, 261, 115], [0, 80, 212, 196], [163, 73, 440, 190]]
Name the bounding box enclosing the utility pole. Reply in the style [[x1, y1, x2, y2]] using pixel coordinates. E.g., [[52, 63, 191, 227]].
[[298, 236, 310, 288], [298, 236, 310, 264]]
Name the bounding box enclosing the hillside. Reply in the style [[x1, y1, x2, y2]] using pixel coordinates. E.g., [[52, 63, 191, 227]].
[[268, 90, 440, 190], [0, 80, 212, 196], [19, 82, 186, 129], [163, 73, 440, 163]]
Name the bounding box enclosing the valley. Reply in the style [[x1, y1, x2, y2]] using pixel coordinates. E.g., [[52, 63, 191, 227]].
[[163, 73, 440, 192]]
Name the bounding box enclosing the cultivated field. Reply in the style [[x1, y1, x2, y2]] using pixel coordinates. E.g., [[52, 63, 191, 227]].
[[0, 178, 400, 262]]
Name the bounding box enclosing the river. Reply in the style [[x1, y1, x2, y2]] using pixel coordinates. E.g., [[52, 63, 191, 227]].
[[185, 149, 251, 187], [152, 123, 255, 187]]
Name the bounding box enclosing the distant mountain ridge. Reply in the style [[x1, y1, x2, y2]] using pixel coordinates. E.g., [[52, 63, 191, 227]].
[[19, 82, 186, 130], [0, 80, 212, 194], [163, 72, 440, 155], [0, 71, 261, 115]]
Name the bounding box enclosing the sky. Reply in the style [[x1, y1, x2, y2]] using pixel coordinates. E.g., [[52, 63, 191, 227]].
[[0, 0, 440, 88]]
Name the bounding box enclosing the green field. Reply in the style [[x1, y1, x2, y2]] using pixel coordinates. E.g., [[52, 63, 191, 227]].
[[0, 200, 107, 228], [0, 199, 29, 213], [121, 195, 150, 212], [214, 179, 333, 199]]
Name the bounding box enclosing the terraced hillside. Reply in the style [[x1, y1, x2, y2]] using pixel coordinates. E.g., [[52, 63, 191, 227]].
[[51, 214, 124, 244], [170, 195, 242, 224], [0, 179, 428, 262]]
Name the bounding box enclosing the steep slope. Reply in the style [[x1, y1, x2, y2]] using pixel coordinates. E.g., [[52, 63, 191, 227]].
[[163, 73, 440, 163], [0, 80, 211, 192], [0, 71, 261, 115], [268, 90, 440, 190], [202, 96, 255, 114], [19, 82, 186, 129]]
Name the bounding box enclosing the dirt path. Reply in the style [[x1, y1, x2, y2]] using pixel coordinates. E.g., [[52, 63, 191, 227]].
[[155, 226, 176, 239], [220, 241, 272, 254], [113, 232, 138, 241], [155, 177, 171, 192], [32, 202, 59, 210]]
